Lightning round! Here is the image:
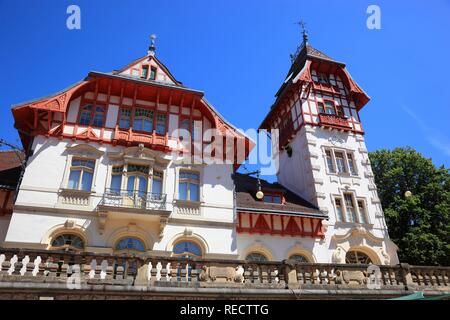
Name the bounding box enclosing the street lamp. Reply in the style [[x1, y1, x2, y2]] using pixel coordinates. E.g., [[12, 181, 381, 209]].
[[241, 169, 264, 200]]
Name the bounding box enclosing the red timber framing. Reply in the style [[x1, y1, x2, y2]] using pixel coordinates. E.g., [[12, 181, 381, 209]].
[[11, 72, 253, 166], [237, 212, 325, 239], [260, 57, 370, 149]]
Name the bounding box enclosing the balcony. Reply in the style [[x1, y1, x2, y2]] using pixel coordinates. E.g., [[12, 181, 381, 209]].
[[0, 248, 449, 299], [98, 189, 168, 214], [318, 113, 352, 131], [113, 127, 169, 150]]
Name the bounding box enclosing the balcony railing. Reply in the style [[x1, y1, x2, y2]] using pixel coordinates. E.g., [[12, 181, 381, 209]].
[[99, 188, 167, 211], [318, 113, 352, 131], [0, 248, 449, 299]]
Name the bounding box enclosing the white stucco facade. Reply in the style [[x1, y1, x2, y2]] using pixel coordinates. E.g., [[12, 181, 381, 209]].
[[1, 41, 399, 266]]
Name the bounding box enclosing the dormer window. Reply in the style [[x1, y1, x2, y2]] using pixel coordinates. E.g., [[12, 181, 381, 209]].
[[149, 67, 157, 80], [262, 193, 283, 204]]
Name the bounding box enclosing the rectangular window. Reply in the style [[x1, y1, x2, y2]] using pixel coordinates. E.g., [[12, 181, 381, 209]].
[[150, 67, 157, 80], [324, 101, 336, 115], [335, 151, 347, 173], [156, 114, 167, 135], [142, 65, 149, 79], [344, 193, 357, 223], [317, 73, 329, 84], [133, 109, 153, 132], [347, 153, 357, 175], [92, 105, 105, 127], [357, 200, 368, 224], [110, 166, 123, 193], [68, 158, 95, 191], [325, 150, 335, 173], [152, 171, 163, 196], [317, 102, 325, 114], [263, 195, 282, 204], [179, 171, 200, 201], [119, 109, 131, 129], [335, 198, 344, 222]]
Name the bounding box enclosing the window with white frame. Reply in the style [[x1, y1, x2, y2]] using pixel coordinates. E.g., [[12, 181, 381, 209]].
[[325, 150, 336, 173], [324, 148, 358, 176], [357, 200, 368, 224], [178, 171, 200, 201], [334, 193, 369, 224], [67, 158, 95, 191], [110, 165, 123, 193], [109, 164, 164, 197]]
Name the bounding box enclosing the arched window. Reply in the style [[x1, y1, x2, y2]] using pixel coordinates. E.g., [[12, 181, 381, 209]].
[[173, 241, 202, 258], [245, 252, 268, 262], [79, 105, 93, 125], [345, 250, 373, 264], [115, 237, 146, 252], [289, 254, 309, 263], [51, 234, 85, 251]]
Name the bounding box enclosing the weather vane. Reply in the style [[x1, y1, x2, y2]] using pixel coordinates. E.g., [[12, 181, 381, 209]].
[[290, 19, 309, 63], [148, 34, 157, 55], [295, 19, 308, 44]]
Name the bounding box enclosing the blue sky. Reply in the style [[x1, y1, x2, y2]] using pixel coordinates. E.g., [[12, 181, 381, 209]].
[[1, 0, 449, 179]]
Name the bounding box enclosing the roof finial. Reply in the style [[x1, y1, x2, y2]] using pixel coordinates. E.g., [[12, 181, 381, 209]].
[[148, 34, 157, 56], [290, 20, 309, 64], [297, 20, 308, 45]]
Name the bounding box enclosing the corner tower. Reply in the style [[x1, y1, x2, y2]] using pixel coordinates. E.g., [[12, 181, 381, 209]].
[[260, 33, 398, 265]]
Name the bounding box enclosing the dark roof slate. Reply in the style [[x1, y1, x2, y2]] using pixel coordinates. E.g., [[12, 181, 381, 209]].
[[233, 172, 326, 218]]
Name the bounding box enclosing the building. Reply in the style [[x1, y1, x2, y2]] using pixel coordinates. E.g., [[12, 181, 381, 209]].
[[1, 35, 398, 266]]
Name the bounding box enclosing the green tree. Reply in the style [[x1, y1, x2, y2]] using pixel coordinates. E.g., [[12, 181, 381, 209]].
[[369, 147, 450, 266]]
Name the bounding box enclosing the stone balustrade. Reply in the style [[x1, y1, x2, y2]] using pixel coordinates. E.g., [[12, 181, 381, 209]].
[[0, 248, 448, 299]]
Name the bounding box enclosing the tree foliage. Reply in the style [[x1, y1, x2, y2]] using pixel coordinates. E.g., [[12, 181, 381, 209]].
[[369, 147, 450, 266]]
